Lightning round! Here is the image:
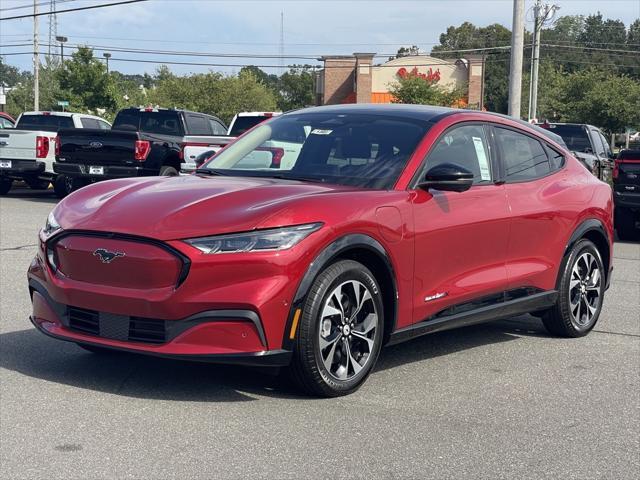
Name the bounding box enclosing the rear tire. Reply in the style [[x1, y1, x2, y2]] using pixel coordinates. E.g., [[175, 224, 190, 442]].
[[289, 260, 384, 397], [542, 239, 605, 337], [53, 175, 78, 198], [0, 178, 12, 195], [159, 165, 179, 176]]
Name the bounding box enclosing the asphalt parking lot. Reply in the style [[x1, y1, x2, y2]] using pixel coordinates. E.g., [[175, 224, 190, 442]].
[[1, 187, 638, 480]]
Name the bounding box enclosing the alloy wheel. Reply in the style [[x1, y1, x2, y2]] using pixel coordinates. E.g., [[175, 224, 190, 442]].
[[318, 280, 378, 381], [569, 252, 602, 328]]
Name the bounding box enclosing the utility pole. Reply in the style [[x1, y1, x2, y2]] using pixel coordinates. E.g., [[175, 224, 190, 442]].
[[33, 0, 40, 111], [528, 0, 559, 121], [279, 11, 284, 75], [508, 0, 525, 118], [56, 35, 67, 66]]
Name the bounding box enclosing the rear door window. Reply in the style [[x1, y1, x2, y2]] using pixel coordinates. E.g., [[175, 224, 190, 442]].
[[495, 127, 551, 182], [209, 119, 227, 135], [185, 114, 212, 135], [80, 118, 100, 129]]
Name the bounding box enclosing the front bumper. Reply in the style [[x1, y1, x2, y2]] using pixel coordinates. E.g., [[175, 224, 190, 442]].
[[29, 279, 292, 367], [54, 162, 148, 180], [0, 159, 45, 176]]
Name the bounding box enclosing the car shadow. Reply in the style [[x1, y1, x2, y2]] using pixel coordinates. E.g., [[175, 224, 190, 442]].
[[0, 315, 548, 402], [3, 188, 59, 204]]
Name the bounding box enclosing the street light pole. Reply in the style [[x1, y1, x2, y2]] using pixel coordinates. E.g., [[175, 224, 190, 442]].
[[33, 0, 40, 111], [55, 35, 67, 67], [103, 52, 112, 73], [508, 0, 525, 118]]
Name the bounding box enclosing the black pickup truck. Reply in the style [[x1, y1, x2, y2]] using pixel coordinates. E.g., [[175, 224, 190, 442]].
[[54, 107, 227, 193]]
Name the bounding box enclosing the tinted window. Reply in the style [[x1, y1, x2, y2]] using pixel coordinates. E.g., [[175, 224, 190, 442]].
[[16, 115, 74, 132], [590, 130, 605, 156], [229, 116, 271, 136], [97, 120, 111, 130], [80, 118, 99, 129], [113, 111, 183, 136], [0, 118, 14, 129], [185, 114, 212, 135], [495, 128, 551, 181], [209, 119, 227, 135], [203, 113, 429, 189], [425, 124, 492, 184], [547, 147, 565, 170], [598, 132, 612, 158], [543, 124, 591, 152]]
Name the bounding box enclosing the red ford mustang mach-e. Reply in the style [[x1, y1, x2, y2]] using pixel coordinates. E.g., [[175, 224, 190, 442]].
[[28, 105, 614, 397]]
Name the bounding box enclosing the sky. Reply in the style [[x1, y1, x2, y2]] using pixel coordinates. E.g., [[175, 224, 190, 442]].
[[1, 0, 639, 76]]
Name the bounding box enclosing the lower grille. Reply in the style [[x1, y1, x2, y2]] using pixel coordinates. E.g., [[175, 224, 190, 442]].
[[68, 307, 100, 336], [66, 306, 166, 345]]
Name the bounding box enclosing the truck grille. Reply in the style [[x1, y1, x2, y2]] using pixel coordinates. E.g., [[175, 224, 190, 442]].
[[67, 306, 166, 345]]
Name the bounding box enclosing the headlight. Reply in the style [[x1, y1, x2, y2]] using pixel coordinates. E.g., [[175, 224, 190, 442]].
[[42, 210, 61, 236], [184, 223, 323, 254]]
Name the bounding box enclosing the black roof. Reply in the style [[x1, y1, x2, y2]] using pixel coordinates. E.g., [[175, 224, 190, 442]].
[[291, 103, 458, 122]]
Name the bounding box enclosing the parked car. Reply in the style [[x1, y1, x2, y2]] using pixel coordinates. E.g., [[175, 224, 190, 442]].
[[54, 107, 227, 191], [0, 112, 16, 129], [537, 122, 614, 180], [0, 111, 111, 196], [29, 105, 613, 397], [613, 149, 640, 240], [227, 111, 281, 136]]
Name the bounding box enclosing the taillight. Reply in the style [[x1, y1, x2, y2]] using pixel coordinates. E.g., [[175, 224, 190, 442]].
[[134, 140, 151, 161], [269, 147, 285, 168], [613, 159, 620, 179], [36, 136, 49, 158]]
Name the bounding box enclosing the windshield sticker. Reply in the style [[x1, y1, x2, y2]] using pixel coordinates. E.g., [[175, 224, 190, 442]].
[[310, 129, 333, 135], [472, 137, 491, 181]]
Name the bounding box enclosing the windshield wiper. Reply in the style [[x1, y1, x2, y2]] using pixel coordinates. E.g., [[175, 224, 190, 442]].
[[195, 168, 226, 176], [258, 173, 324, 183]]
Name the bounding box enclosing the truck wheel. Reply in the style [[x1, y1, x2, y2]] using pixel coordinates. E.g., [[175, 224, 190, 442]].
[[0, 178, 12, 195], [53, 175, 77, 198], [26, 178, 51, 190], [159, 165, 179, 176]]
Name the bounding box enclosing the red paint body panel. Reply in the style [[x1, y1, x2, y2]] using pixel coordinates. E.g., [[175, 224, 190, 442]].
[[28, 107, 614, 363]]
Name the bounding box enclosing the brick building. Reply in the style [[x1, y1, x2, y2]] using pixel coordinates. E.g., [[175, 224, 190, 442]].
[[315, 53, 486, 109]]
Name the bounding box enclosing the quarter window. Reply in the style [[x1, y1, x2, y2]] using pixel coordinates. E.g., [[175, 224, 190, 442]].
[[495, 128, 551, 181], [425, 124, 493, 184]]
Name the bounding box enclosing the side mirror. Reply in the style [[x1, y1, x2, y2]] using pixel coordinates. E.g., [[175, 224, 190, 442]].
[[418, 163, 474, 193]]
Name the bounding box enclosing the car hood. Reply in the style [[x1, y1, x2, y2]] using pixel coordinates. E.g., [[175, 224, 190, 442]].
[[55, 174, 357, 240]]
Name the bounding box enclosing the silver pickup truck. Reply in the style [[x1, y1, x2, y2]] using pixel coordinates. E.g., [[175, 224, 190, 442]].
[[0, 111, 111, 197]]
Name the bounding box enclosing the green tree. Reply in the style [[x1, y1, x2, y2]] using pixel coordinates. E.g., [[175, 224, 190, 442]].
[[388, 45, 420, 61], [57, 46, 117, 113], [277, 66, 315, 110], [5, 59, 64, 116], [389, 74, 465, 107]]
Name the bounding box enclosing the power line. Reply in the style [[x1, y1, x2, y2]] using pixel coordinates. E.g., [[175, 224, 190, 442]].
[[0, 0, 149, 20], [0, 0, 77, 13]]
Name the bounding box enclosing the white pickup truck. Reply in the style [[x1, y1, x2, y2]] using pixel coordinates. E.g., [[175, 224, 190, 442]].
[[181, 112, 282, 173], [0, 111, 111, 196]]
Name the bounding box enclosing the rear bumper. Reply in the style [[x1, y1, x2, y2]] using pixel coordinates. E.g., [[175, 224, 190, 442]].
[[614, 191, 640, 209], [29, 278, 292, 367], [54, 162, 149, 179], [0, 159, 45, 176]]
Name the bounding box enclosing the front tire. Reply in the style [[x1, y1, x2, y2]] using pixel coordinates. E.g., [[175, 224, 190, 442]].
[[542, 239, 605, 337], [290, 260, 384, 397], [616, 207, 637, 241], [53, 175, 80, 198]]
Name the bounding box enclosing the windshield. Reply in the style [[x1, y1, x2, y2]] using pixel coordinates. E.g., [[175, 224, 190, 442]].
[[542, 125, 591, 152], [16, 115, 74, 132], [202, 112, 430, 189]]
